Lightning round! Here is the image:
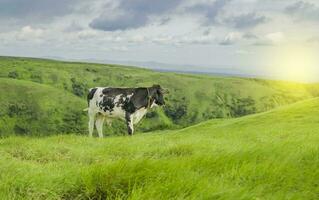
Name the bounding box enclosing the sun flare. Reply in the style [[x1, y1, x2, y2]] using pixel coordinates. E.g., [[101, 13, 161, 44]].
[[270, 44, 318, 82]]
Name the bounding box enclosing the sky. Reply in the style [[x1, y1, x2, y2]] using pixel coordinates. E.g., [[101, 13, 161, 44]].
[[0, 0, 319, 82]]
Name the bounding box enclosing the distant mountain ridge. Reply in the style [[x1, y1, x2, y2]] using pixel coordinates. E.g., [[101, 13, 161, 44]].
[[42, 56, 270, 80]]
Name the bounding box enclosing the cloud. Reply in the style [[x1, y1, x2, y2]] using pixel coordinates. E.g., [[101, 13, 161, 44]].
[[0, 0, 82, 23], [151, 36, 174, 45], [110, 46, 129, 52], [176, 35, 215, 45], [224, 12, 267, 29], [16, 26, 44, 41], [128, 35, 146, 43], [252, 32, 285, 46], [187, 0, 232, 25], [90, 0, 182, 31], [187, 1, 267, 29], [285, 1, 319, 22], [159, 17, 171, 25], [64, 21, 85, 32], [265, 32, 285, 43], [219, 32, 241, 45], [242, 33, 258, 39], [76, 30, 98, 40], [90, 12, 148, 31]]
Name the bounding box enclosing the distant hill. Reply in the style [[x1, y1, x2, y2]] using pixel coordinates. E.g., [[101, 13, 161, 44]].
[[0, 78, 87, 136], [0, 56, 319, 136]]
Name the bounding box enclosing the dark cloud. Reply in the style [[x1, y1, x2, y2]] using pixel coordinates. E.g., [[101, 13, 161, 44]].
[[120, 0, 182, 15], [242, 33, 259, 39], [0, 0, 81, 23], [90, 12, 148, 31], [187, 1, 266, 29], [252, 41, 274, 47], [90, 0, 182, 31], [285, 1, 319, 22], [225, 13, 267, 29], [159, 17, 171, 26], [187, 0, 232, 25]]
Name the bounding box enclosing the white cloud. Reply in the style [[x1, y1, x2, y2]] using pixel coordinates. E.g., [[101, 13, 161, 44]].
[[111, 46, 129, 52], [265, 32, 285, 43], [76, 29, 98, 39], [219, 32, 242, 45], [175, 35, 216, 45], [16, 26, 44, 41], [252, 32, 286, 46], [128, 35, 146, 43]]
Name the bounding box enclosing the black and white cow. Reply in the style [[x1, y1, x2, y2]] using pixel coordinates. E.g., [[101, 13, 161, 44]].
[[85, 85, 166, 137]]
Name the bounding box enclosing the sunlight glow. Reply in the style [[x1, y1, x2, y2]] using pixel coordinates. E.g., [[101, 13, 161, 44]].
[[270, 44, 318, 82]]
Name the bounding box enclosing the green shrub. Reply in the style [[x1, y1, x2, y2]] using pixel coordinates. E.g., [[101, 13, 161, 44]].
[[71, 78, 87, 97], [8, 71, 19, 79], [30, 73, 43, 83]]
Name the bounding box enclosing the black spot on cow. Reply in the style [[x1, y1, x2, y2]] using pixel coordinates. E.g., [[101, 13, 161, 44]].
[[102, 87, 134, 97], [122, 100, 136, 114], [125, 112, 133, 135], [99, 96, 115, 112], [87, 88, 97, 106]]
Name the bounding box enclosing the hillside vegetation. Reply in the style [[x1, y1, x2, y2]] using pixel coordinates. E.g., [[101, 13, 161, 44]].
[[0, 78, 87, 136], [0, 98, 318, 199], [1, 56, 319, 136]]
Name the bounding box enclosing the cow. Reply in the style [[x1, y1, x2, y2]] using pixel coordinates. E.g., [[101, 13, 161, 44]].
[[84, 84, 166, 137]]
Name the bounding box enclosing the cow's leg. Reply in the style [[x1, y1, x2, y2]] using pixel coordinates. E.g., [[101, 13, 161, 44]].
[[105, 118, 112, 126], [95, 114, 105, 138], [88, 111, 95, 137], [125, 112, 134, 136]]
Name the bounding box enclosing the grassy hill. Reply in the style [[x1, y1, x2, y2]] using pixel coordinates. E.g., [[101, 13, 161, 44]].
[[0, 78, 87, 136], [1, 56, 319, 136], [0, 98, 318, 199]]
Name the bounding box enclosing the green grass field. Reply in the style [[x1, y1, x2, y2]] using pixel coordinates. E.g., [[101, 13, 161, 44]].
[[1, 56, 319, 199], [1, 98, 318, 199], [1, 56, 319, 136]]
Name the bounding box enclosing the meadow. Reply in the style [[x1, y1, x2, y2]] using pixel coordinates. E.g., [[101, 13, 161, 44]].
[[0, 56, 319, 199], [0, 98, 318, 199], [1, 56, 319, 136]]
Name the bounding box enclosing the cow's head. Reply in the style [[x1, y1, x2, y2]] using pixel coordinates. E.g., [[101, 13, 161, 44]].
[[151, 84, 167, 106]]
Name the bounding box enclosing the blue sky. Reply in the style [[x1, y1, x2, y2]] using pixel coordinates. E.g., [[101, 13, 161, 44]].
[[0, 0, 318, 81]]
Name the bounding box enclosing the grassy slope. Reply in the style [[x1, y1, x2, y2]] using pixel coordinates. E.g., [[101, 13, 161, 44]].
[[0, 78, 87, 136], [0, 98, 318, 199], [1, 56, 319, 133]]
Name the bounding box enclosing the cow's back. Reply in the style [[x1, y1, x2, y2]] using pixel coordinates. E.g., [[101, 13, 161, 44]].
[[88, 87, 136, 119]]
